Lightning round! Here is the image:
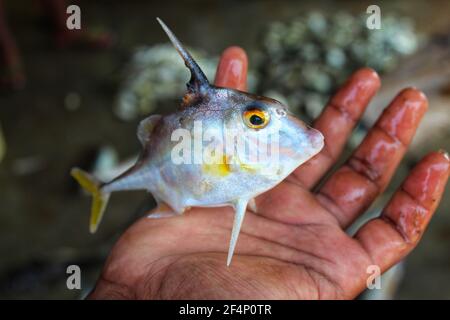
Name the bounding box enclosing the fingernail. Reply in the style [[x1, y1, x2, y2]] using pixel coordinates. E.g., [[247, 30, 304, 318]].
[[214, 46, 248, 91], [438, 149, 449, 161]]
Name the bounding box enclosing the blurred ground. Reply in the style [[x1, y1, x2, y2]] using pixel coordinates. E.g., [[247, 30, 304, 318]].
[[0, 0, 449, 299]]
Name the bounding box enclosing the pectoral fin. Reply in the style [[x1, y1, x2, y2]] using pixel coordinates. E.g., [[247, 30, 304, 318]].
[[137, 114, 162, 146]]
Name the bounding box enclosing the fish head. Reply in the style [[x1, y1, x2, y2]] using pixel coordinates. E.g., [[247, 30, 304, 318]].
[[217, 89, 324, 180], [157, 17, 324, 181]]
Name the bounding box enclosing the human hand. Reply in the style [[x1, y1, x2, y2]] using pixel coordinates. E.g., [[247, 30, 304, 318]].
[[88, 47, 449, 299]]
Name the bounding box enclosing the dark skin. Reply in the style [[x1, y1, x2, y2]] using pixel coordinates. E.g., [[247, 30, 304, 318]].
[[88, 47, 449, 299]]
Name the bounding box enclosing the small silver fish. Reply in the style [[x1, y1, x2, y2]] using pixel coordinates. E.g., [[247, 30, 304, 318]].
[[71, 18, 324, 266]]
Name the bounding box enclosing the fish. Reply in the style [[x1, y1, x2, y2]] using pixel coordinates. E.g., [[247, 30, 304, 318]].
[[71, 18, 324, 266]]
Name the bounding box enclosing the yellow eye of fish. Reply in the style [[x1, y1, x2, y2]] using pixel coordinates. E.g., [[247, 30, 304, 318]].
[[243, 107, 270, 129]]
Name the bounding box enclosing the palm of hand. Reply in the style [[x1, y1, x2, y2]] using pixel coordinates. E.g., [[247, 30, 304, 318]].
[[89, 47, 449, 300]]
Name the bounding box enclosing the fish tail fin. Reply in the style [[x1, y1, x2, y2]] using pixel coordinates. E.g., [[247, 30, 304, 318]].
[[70, 167, 111, 234]]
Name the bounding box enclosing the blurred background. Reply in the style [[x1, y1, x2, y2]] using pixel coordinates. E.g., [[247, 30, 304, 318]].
[[0, 0, 449, 299]]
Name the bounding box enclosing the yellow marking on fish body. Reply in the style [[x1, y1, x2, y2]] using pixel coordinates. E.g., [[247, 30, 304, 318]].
[[231, 154, 260, 174], [239, 163, 259, 173], [202, 154, 231, 177], [202, 162, 231, 177]]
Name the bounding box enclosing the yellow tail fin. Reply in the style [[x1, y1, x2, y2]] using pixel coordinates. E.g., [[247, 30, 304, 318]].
[[70, 168, 110, 234]]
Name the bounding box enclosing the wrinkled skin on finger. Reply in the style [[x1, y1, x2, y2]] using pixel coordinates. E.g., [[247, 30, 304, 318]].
[[88, 47, 449, 300]]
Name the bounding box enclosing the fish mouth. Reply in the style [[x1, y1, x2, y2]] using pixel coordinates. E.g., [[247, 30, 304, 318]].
[[305, 126, 324, 152], [285, 115, 324, 157]]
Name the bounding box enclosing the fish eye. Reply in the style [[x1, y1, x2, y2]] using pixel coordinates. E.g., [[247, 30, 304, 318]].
[[243, 106, 270, 129]]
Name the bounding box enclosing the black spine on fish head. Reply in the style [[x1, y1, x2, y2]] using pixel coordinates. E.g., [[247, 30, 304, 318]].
[[157, 18, 210, 96]]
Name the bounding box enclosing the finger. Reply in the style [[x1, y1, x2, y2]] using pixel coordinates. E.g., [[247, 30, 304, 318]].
[[256, 180, 340, 226], [289, 68, 380, 188], [214, 46, 248, 91], [317, 88, 428, 228], [355, 150, 449, 272]]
